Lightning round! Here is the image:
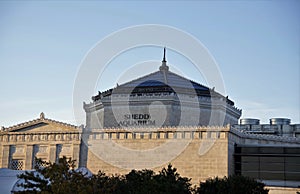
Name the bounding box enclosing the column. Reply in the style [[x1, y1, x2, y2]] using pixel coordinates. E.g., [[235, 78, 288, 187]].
[[25, 145, 34, 170], [49, 144, 57, 163], [1, 145, 10, 168], [72, 143, 80, 168]]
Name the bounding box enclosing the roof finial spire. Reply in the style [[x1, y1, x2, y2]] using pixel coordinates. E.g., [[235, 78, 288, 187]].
[[40, 112, 45, 119], [163, 47, 166, 62], [159, 47, 169, 71]]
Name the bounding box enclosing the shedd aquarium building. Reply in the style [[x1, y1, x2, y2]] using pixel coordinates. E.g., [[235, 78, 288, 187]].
[[0, 50, 299, 194]]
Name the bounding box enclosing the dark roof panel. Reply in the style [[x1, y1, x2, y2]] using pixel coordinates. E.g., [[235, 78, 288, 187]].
[[119, 70, 210, 91], [137, 80, 166, 87]]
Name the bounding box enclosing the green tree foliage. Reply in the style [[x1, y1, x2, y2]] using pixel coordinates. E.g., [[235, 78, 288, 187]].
[[194, 175, 269, 194], [15, 157, 269, 194], [120, 165, 192, 194], [15, 157, 92, 194], [154, 164, 192, 194], [90, 171, 123, 194], [121, 169, 158, 194], [14, 158, 192, 194]]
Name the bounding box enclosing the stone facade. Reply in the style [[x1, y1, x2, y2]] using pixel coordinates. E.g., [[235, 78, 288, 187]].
[[1, 113, 300, 189], [0, 113, 81, 170], [82, 126, 231, 184], [80, 125, 300, 186]]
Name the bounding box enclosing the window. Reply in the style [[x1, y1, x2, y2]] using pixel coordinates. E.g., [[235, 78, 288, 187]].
[[33, 158, 47, 169], [10, 159, 24, 170], [235, 146, 300, 181]]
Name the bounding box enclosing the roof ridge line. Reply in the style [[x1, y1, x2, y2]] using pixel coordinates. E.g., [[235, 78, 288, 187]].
[[2, 115, 79, 132], [167, 70, 210, 89], [100, 69, 211, 93], [4, 118, 41, 131], [116, 70, 161, 88]]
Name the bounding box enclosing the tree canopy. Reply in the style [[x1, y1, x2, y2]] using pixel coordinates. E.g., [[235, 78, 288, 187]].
[[195, 175, 269, 194], [15, 157, 268, 194]]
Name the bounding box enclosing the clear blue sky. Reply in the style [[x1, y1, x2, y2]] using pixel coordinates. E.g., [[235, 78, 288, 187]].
[[0, 1, 299, 126]]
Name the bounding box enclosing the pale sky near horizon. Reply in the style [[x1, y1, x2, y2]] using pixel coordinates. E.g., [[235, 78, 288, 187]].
[[0, 1, 299, 127]]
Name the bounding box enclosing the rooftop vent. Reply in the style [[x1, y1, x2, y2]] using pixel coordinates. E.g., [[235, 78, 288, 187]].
[[270, 118, 291, 125], [240, 118, 260, 125]]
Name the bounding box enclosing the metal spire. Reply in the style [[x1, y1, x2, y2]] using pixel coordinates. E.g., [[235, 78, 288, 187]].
[[162, 47, 166, 62], [159, 47, 169, 71]]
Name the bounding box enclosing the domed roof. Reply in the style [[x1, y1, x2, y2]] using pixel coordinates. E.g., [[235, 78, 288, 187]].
[[91, 48, 234, 106], [118, 70, 210, 91]]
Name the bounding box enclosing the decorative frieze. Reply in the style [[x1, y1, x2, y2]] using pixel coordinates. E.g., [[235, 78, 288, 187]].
[[25, 135, 32, 142], [9, 135, 16, 142], [85, 130, 228, 141], [33, 135, 39, 141], [0, 132, 81, 143], [40, 134, 47, 141], [49, 134, 55, 141], [17, 135, 24, 142], [56, 134, 62, 141]]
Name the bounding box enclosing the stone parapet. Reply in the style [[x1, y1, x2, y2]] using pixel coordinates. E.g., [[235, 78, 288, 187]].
[[0, 132, 81, 144], [84, 125, 230, 141]]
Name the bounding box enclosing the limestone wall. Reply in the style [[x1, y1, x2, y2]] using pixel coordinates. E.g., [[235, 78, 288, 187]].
[[84, 126, 230, 184], [0, 131, 81, 170]]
